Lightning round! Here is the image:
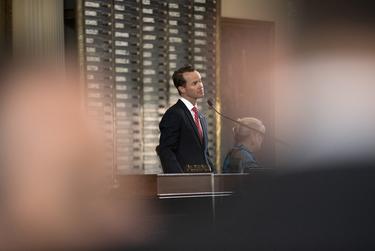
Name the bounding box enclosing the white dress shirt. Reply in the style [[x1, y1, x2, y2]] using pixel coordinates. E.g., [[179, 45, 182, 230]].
[[179, 97, 202, 128]]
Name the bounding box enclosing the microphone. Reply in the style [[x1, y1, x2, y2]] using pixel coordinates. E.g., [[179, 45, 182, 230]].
[[207, 98, 290, 147], [207, 98, 250, 129]]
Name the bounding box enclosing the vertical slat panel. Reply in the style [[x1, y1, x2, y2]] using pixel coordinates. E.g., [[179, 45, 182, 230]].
[[80, 0, 218, 174]]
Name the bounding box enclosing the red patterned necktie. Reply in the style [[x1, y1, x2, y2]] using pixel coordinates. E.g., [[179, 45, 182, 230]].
[[192, 106, 203, 142]]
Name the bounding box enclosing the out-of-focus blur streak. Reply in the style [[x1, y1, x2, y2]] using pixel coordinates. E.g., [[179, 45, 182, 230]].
[[278, 53, 375, 163], [0, 62, 156, 251], [276, 0, 375, 165]]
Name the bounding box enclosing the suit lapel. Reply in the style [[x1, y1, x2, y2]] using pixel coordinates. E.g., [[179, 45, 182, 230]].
[[177, 100, 204, 147], [199, 113, 208, 147], [199, 113, 212, 172]]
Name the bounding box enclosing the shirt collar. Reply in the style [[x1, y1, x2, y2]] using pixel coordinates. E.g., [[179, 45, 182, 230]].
[[234, 144, 253, 153], [179, 97, 196, 111]]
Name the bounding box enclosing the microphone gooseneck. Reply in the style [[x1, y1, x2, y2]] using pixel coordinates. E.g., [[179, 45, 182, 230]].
[[207, 98, 214, 108], [206, 98, 290, 147]]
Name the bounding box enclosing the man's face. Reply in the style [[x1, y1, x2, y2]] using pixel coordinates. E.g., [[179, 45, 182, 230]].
[[179, 70, 204, 101], [248, 133, 264, 152]]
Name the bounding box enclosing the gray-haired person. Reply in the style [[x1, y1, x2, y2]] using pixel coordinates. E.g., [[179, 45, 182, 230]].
[[223, 117, 265, 173]]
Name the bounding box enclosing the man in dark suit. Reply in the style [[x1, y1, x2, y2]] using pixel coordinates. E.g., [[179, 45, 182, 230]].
[[158, 65, 214, 173]]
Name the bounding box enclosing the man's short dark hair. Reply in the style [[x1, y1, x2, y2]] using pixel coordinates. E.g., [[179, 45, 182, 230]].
[[172, 65, 195, 95]]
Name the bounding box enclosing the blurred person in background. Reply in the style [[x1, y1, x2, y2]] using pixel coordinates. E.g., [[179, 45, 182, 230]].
[[223, 117, 265, 173]]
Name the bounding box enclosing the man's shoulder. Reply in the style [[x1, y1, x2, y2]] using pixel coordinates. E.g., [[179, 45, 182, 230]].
[[240, 149, 256, 163], [231, 146, 256, 162], [160, 100, 185, 123], [164, 100, 185, 114]]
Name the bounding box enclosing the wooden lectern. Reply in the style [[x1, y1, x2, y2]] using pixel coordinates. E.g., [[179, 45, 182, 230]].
[[115, 170, 271, 220]]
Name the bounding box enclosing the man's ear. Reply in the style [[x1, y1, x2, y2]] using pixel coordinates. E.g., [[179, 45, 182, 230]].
[[178, 86, 185, 94], [256, 133, 264, 144]]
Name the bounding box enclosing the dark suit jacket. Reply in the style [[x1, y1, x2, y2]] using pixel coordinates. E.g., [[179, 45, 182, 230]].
[[158, 99, 214, 173]]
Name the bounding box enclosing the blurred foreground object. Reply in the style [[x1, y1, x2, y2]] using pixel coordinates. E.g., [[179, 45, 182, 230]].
[[276, 0, 375, 165], [0, 63, 155, 251]]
